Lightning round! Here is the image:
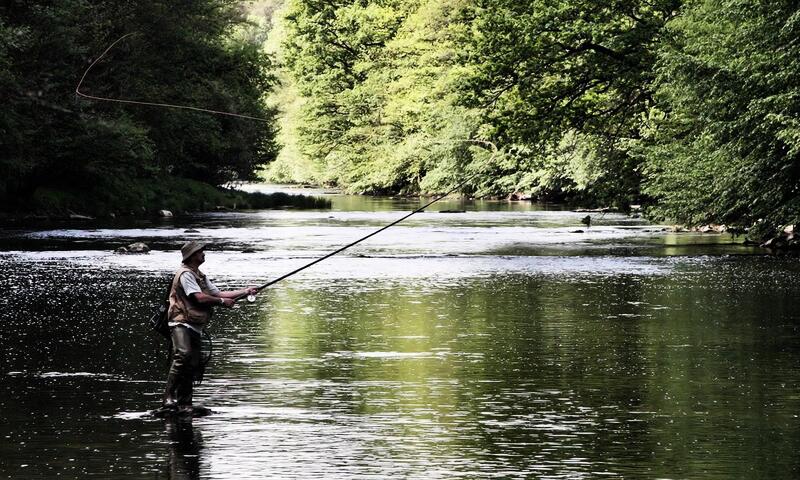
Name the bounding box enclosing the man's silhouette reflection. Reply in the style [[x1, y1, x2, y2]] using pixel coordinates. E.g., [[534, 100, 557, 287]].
[[165, 417, 202, 480]]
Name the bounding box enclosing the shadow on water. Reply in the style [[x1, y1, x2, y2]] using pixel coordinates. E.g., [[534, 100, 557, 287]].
[[166, 418, 203, 480]]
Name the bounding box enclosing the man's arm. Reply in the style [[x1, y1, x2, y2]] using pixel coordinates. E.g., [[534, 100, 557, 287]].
[[189, 292, 237, 307], [189, 286, 258, 307], [203, 276, 257, 303], [182, 272, 253, 308], [217, 287, 258, 300]]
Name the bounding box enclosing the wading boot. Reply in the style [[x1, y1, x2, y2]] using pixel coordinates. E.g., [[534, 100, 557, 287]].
[[175, 371, 194, 409], [161, 372, 181, 411]]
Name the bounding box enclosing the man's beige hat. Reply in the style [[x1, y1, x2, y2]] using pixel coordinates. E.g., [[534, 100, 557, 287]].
[[181, 241, 207, 262]]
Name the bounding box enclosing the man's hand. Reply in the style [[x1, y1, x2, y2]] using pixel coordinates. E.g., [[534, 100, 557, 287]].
[[221, 298, 236, 308], [245, 286, 258, 296]]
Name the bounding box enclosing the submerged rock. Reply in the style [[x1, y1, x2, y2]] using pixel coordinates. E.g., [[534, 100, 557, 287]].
[[128, 242, 150, 253], [116, 242, 150, 254], [674, 224, 728, 233], [158, 210, 173, 217], [184, 229, 200, 233], [574, 207, 613, 213]]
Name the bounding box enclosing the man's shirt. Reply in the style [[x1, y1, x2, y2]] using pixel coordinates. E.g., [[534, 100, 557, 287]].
[[170, 271, 222, 334]]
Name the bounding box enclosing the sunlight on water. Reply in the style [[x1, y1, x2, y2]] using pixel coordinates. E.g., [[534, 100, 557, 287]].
[[0, 189, 798, 479]]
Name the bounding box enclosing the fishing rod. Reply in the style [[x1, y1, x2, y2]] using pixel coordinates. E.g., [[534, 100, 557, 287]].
[[77, 34, 500, 300], [240, 140, 498, 302]]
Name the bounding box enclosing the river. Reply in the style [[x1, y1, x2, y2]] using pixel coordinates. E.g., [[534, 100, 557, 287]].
[[1, 185, 799, 479]]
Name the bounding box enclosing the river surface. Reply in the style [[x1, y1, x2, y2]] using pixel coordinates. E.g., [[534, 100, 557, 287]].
[[1, 185, 799, 479]]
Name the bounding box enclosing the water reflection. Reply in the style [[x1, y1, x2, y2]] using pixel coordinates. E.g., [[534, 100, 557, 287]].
[[166, 418, 203, 480], [0, 189, 798, 478], [2, 258, 800, 478], [0, 192, 756, 257]]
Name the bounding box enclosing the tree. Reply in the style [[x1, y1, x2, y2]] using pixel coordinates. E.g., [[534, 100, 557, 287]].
[[0, 0, 280, 213], [462, 0, 680, 205], [641, 0, 800, 235], [282, 0, 490, 194]]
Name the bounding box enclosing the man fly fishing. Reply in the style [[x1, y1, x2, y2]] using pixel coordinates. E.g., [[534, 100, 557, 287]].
[[160, 241, 257, 415]]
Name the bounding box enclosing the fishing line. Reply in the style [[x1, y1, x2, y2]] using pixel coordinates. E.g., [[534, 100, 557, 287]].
[[76, 32, 273, 122], [77, 34, 499, 299]]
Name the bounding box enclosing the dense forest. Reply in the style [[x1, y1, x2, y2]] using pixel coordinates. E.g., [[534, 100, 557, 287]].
[[269, 0, 799, 239], [1, 0, 798, 239], [0, 0, 289, 216]]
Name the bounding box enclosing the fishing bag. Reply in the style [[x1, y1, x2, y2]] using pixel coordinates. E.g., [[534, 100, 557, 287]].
[[148, 278, 172, 338]]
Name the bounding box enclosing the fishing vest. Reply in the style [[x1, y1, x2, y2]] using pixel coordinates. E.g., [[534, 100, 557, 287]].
[[168, 266, 214, 326]]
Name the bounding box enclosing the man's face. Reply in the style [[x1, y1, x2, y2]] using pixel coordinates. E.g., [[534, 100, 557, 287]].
[[194, 249, 206, 265]]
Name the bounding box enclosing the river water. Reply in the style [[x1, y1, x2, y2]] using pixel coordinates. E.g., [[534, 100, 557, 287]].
[[1, 186, 799, 479]]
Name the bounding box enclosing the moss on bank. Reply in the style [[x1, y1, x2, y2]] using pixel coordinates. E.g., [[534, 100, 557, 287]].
[[10, 177, 330, 218]]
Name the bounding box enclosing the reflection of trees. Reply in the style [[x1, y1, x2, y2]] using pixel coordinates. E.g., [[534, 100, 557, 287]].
[[221, 263, 800, 476], [248, 276, 659, 471], [641, 265, 800, 478], [166, 418, 203, 480], [442, 274, 657, 473]]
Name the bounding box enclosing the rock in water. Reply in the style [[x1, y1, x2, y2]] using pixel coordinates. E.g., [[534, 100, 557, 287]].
[[760, 225, 799, 250], [508, 192, 532, 201], [128, 242, 150, 253], [698, 224, 727, 233], [158, 210, 173, 217]]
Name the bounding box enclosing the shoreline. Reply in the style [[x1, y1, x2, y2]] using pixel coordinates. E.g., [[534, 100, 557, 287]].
[[0, 180, 332, 226]]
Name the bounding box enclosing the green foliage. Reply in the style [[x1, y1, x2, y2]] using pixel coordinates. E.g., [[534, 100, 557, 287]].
[[28, 177, 330, 217], [0, 0, 280, 212], [640, 0, 800, 236], [280, 0, 678, 206], [240, 190, 331, 209], [282, 0, 489, 195], [259, 0, 324, 185], [278, 0, 797, 234], [4, 0, 799, 234], [461, 0, 679, 205]]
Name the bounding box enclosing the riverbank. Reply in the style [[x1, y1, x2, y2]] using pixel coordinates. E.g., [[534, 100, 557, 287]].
[[0, 177, 331, 223]]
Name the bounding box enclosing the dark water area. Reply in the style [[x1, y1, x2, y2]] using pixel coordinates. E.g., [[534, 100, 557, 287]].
[[1, 185, 799, 479]]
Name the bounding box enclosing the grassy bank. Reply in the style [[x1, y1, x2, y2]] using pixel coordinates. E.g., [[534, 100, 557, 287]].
[[6, 177, 330, 219]]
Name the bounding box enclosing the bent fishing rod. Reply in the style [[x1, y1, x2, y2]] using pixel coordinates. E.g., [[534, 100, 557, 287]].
[[239, 144, 497, 302]]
